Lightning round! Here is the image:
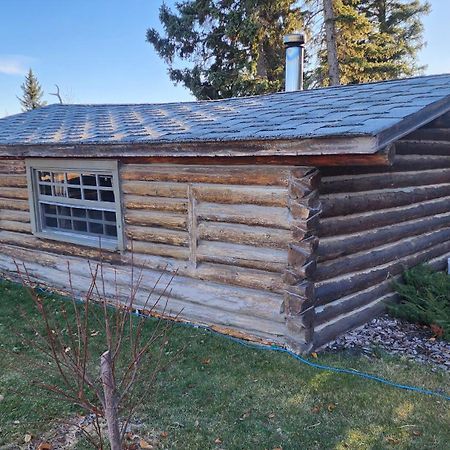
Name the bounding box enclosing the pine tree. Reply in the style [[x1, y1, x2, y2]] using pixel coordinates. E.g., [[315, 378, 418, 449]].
[[147, 1, 310, 100], [17, 69, 46, 111]]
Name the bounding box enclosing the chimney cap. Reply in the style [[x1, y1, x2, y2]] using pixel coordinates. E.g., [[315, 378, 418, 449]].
[[283, 32, 306, 47]]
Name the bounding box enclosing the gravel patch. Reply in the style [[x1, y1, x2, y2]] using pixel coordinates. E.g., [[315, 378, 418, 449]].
[[326, 314, 450, 372]]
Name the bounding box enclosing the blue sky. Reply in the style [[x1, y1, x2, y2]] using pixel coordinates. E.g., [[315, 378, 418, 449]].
[[1, 0, 449, 117]]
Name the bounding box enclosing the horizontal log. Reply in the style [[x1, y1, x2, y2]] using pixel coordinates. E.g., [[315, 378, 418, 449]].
[[321, 183, 450, 217], [0, 175, 27, 188], [316, 227, 450, 281], [318, 195, 450, 237], [395, 154, 450, 171], [124, 210, 187, 230], [318, 212, 450, 262], [0, 220, 32, 234], [198, 222, 290, 249], [196, 202, 291, 229], [396, 139, 450, 154], [315, 238, 450, 305], [0, 161, 26, 174], [425, 112, 450, 128], [121, 164, 292, 186], [122, 180, 187, 198], [0, 187, 29, 200], [128, 240, 190, 260], [0, 198, 29, 211], [320, 168, 450, 195], [126, 225, 189, 246], [197, 241, 287, 272], [124, 195, 188, 213], [403, 128, 450, 142], [193, 184, 288, 207], [0, 209, 30, 223]]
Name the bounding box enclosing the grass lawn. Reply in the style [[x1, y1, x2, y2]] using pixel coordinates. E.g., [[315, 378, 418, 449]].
[[0, 278, 449, 449]]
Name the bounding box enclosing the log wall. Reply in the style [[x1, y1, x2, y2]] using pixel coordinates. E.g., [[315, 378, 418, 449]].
[[313, 112, 450, 349]]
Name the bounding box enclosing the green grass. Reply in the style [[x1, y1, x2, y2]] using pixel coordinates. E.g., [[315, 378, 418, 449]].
[[0, 278, 449, 449]]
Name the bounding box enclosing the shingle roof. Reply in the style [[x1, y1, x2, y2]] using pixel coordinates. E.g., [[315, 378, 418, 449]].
[[1, 74, 449, 157]]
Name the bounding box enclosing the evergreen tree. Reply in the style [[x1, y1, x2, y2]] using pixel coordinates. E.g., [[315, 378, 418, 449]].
[[147, 1, 310, 100], [17, 69, 46, 111]]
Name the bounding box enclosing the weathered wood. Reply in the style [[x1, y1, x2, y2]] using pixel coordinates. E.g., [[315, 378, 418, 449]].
[[319, 195, 450, 237], [321, 183, 450, 217], [127, 240, 190, 260], [395, 154, 450, 170], [318, 212, 450, 262], [196, 202, 291, 229], [0, 175, 27, 188], [198, 222, 290, 249], [0, 209, 30, 223], [122, 180, 187, 198], [193, 184, 288, 207], [320, 168, 450, 195], [0, 198, 29, 211], [124, 195, 188, 213], [187, 184, 198, 266], [126, 225, 189, 246], [315, 238, 450, 305], [396, 139, 450, 154], [0, 220, 32, 234], [316, 227, 450, 281], [122, 164, 292, 186], [197, 241, 287, 272], [124, 210, 187, 230], [0, 187, 29, 200], [404, 128, 450, 142], [0, 160, 26, 174]]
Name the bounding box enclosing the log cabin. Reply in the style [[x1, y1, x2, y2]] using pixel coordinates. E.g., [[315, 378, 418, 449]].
[[0, 72, 449, 353]]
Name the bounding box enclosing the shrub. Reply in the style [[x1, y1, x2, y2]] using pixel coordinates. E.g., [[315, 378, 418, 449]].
[[388, 265, 450, 340]]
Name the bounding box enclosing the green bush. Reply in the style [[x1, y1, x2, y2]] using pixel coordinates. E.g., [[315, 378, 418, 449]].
[[388, 265, 450, 340]]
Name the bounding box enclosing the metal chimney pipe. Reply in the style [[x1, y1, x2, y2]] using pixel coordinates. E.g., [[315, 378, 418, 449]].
[[284, 32, 306, 92]]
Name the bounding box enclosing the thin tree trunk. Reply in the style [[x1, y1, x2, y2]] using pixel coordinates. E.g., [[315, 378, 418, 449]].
[[101, 350, 121, 450], [323, 0, 340, 85]]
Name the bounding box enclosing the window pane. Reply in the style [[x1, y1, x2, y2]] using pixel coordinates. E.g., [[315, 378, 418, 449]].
[[44, 216, 57, 228], [73, 220, 88, 232], [104, 211, 116, 222], [39, 171, 52, 182], [100, 190, 115, 202], [83, 189, 98, 201], [68, 187, 82, 199], [105, 225, 117, 237], [82, 174, 97, 186], [57, 205, 71, 217], [72, 207, 87, 218], [43, 203, 57, 215], [99, 175, 112, 187], [66, 173, 81, 185], [39, 184, 52, 195], [58, 218, 72, 230], [52, 172, 65, 183], [53, 185, 66, 197], [88, 210, 102, 220], [88, 222, 103, 234]]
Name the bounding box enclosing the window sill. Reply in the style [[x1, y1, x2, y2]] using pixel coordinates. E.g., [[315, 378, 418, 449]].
[[34, 230, 120, 252]]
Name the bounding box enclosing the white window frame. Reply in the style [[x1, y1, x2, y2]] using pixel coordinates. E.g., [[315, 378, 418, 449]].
[[26, 159, 124, 251]]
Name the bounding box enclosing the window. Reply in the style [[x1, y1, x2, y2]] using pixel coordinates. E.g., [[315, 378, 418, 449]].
[[26, 159, 123, 250]]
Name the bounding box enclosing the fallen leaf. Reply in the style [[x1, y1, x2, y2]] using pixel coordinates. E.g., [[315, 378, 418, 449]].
[[385, 436, 401, 445], [430, 324, 444, 338], [327, 403, 336, 412], [160, 431, 169, 439], [311, 352, 318, 359], [214, 437, 223, 444], [139, 439, 153, 449], [24, 434, 32, 443], [37, 443, 52, 450], [240, 410, 251, 420], [202, 358, 211, 365], [311, 405, 321, 414], [268, 413, 276, 419], [272, 447, 283, 450], [91, 330, 99, 337], [411, 430, 422, 437]]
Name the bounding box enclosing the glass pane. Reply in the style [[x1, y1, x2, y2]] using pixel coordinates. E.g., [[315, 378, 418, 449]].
[[38, 171, 52, 182], [105, 225, 117, 237], [73, 220, 88, 232], [72, 208, 87, 218], [88, 210, 102, 220], [57, 206, 71, 217], [100, 190, 115, 202], [66, 173, 81, 185], [43, 203, 57, 215], [104, 211, 116, 222], [99, 175, 112, 187], [52, 172, 65, 183], [53, 185, 66, 197], [83, 189, 98, 201], [39, 184, 52, 195], [88, 222, 103, 234], [82, 174, 97, 186], [58, 218, 72, 230], [44, 216, 57, 228], [68, 187, 82, 199]]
